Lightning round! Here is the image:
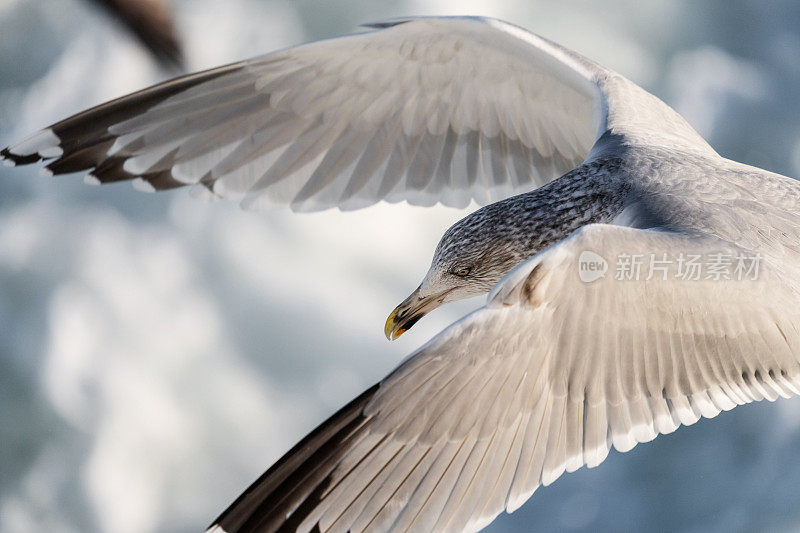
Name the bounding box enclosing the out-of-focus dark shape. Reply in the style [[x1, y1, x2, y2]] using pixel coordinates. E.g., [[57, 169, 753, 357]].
[[88, 0, 184, 68]]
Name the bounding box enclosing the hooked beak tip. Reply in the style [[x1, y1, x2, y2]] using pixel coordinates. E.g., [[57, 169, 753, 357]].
[[384, 308, 406, 341], [384, 285, 454, 340], [384, 310, 396, 340]]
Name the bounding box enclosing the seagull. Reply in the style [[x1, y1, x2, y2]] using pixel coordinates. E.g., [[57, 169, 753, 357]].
[[4, 15, 800, 533], [88, 0, 184, 68]]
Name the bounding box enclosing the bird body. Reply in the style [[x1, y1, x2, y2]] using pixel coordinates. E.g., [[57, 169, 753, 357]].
[[4, 15, 800, 533]]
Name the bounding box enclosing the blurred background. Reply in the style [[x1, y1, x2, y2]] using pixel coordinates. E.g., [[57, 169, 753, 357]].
[[1, 0, 800, 531]]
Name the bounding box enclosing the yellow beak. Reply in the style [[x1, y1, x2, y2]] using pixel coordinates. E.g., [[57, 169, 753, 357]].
[[384, 286, 452, 340], [384, 307, 407, 340]]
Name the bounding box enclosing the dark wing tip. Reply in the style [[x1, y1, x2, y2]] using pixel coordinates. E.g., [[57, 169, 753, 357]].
[[4, 62, 240, 192], [89, 0, 185, 69], [1, 147, 42, 167], [209, 383, 379, 533]]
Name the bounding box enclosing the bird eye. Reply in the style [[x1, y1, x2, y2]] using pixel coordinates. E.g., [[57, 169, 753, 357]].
[[453, 267, 471, 277]]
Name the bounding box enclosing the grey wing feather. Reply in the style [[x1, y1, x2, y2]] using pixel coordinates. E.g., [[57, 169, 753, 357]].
[[3, 17, 611, 211], [208, 224, 800, 532]]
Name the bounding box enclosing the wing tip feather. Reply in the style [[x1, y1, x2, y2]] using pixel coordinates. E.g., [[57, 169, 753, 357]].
[[1, 146, 40, 167], [84, 174, 102, 186], [210, 383, 379, 532]]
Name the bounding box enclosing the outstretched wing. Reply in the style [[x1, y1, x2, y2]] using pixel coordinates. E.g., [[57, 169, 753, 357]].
[[4, 16, 638, 211], [209, 224, 800, 532]]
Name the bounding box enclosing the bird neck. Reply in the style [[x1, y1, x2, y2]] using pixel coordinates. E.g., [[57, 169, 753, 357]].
[[508, 158, 628, 261]]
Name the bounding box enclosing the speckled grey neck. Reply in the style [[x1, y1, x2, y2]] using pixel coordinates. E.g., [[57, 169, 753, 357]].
[[505, 157, 628, 257], [431, 157, 629, 291]]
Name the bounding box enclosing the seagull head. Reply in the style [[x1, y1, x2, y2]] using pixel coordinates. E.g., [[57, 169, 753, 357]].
[[385, 203, 525, 340]]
